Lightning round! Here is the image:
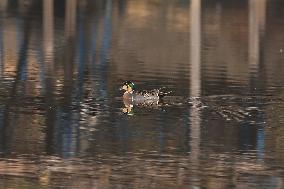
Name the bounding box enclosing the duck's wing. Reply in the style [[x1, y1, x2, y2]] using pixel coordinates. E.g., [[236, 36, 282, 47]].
[[135, 90, 159, 97]]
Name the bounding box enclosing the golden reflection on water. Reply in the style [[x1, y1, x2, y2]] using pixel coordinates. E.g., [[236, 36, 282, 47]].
[[0, 152, 282, 188]]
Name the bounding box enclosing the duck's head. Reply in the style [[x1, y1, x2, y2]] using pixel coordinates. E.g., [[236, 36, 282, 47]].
[[120, 81, 135, 93]]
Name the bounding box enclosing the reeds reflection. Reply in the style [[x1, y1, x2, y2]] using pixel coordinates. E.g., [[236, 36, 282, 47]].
[[0, 0, 284, 188]]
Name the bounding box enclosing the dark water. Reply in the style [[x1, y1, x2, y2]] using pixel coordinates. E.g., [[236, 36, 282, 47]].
[[0, 0, 284, 188]]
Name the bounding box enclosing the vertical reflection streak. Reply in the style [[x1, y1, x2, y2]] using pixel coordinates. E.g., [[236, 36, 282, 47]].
[[65, 0, 77, 38], [59, 0, 78, 158], [100, 0, 112, 98], [0, 15, 3, 150], [43, 0, 54, 69], [76, 8, 85, 101], [248, 0, 267, 161], [0, 19, 3, 77], [43, 0, 55, 154], [249, 0, 266, 71], [1, 0, 39, 154], [190, 0, 201, 171], [190, 0, 201, 97]]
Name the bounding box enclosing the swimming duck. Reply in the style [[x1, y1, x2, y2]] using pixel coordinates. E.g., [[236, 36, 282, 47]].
[[120, 81, 171, 106]]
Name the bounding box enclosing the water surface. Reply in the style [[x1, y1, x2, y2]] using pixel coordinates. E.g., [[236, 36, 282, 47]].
[[0, 0, 284, 188]]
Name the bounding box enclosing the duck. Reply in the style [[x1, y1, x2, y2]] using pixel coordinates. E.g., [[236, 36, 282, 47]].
[[120, 81, 171, 106]]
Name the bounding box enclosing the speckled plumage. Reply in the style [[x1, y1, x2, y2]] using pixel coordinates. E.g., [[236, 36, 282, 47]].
[[123, 89, 159, 102], [121, 81, 170, 106]]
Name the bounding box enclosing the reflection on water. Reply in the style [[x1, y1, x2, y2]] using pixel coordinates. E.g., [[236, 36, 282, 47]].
[[0, 0, 284, 188]]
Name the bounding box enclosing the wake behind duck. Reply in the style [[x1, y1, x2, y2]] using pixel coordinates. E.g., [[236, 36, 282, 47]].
[[119, 81, 255, 121]]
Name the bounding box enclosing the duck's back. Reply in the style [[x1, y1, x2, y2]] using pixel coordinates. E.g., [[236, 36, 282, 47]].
[[133, 90, 160, 102], [123, 90, 160, 104]]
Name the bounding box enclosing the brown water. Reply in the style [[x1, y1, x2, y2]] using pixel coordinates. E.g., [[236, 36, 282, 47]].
[[0, 0, 284, 188]]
